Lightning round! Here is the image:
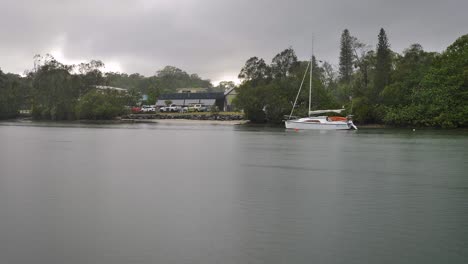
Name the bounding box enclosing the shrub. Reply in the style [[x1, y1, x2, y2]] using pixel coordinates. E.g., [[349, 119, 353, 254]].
[[75, 90, 128, 120]]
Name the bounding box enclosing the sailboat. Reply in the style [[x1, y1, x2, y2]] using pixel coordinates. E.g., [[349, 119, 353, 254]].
[[285, 43, 357, 130]]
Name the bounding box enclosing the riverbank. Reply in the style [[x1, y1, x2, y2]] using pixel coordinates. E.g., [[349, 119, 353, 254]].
[[2, 112, 248, 126], [121, 119, 249, 125], [122, 112, 244, 121], [4, 116, 466, 130], [119, 112, 247, 125]]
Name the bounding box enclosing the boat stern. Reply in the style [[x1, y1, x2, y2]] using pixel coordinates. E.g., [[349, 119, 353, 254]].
[[346, 115, 358, 130]]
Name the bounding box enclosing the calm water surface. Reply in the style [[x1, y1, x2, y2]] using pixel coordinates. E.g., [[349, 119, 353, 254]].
[[1, 121, 467, 264]]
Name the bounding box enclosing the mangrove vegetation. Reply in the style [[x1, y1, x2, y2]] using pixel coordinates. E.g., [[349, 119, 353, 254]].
[[235, 30, 467, 128], [0, 29, 466, 127]]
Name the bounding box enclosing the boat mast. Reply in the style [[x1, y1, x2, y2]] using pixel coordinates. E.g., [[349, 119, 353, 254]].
[[288, 61, 310, 119], [309, 36, 313, 117]]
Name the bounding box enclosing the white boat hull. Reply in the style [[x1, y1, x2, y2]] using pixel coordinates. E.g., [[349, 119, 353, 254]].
[[285, 117, 357, 130]]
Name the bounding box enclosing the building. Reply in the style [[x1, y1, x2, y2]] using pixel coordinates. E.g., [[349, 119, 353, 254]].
[[156, 87, 238, 111], [156, 92, 225, 110], [176, 88, 208, 93], [223, 87, 237, 111], [95, 85, 127, 93]]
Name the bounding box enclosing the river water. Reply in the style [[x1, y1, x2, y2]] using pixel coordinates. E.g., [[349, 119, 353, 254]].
[[1, 121, 467, 264]]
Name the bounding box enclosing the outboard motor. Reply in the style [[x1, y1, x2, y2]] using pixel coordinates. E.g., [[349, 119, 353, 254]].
[[347, 115, 358, 130]]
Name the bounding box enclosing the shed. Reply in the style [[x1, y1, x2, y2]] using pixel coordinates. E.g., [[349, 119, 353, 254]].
[[223, 87, 238, 111], [156, 92, 225, 110]]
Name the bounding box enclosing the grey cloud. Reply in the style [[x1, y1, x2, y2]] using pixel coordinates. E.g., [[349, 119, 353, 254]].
[[1, 0, 467, 82]]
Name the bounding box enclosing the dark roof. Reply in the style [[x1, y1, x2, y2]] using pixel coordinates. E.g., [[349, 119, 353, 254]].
[[159, 92, 224, 100], [224, 87, 237, 96]]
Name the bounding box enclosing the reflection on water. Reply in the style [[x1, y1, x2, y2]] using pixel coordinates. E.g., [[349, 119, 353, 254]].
[[1, 122, 468, 263]]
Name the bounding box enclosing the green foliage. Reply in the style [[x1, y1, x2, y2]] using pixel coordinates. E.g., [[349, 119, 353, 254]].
[[104, 72, 146, 91], [234, 81, 267, 122], [342, 30, 468, 128], [350, 50, 375, 99], [146, 84, 159, 105], [31, 59, 78, 120], [75, 90, 129, 120], [374, 28, 392, 101], [1, 33, 467, 128], [1, 55, 140, 121], [263, 83, 294, 123], [271, 47, 299, 78], [104, 66, 212, 95], [381, 44, 435, 106], [384, 34, 468, 127], [77, 60, 105, 95], [235, 50, 339, 123], [0, 53, 217, 121], [154, 66, 212, 91], [210, 105, 220, 116], [349, 97, 371, 123], [233, 32, 467, 128], [215, 81, 236, 93], [0, 70, 24, 119], [238, 57, 270, 82], [339, 29, 354, 83]]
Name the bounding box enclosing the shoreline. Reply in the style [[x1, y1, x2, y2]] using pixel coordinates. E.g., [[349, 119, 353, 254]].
[[1, 118, 249, 126], [121, 118, 249, 125], [3, 118, 467, 131]]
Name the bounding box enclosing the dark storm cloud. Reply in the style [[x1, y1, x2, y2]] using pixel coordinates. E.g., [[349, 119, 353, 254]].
[[1, 0, 467, 82]]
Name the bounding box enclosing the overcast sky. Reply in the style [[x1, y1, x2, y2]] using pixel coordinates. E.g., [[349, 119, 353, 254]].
[[1, 0, 466, 84]]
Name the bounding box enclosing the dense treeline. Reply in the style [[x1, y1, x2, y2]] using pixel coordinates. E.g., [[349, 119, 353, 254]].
[[0, 55, 219, 120], [234, 48, 339, 123], [104, 65, 217, 102], [25, 56, 137, 120], [0, 71, 30, 119], [1, 32, 466, 126], [235, 31, 468, 128]]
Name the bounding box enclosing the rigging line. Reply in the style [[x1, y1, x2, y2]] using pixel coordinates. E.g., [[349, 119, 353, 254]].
[[309, 36, 313, 116], [288, 60, 311, 119]]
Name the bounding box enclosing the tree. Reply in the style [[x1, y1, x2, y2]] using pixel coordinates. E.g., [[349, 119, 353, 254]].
[[2, 32, 467, 128], [216, 81, 236, 92], [233, 81, 268, 122], [339, 29, 354, 83], [322, 61, 337, 88], [156, 66, 188, 78], [31, 56, 78, 120], [77, 60, 105, 96], [374, 28, 392, 101], [382, 34, 468, 127], [153, 66, 212, 91], [399, 35, 466, 127], [308, 57, 339, 110], [381, 44, 435, 106], [0, 70, 24, 119], [238, 57, 270, 82], [270, 47, 299, 79], [350, 37, 372, 95], [75, 90, 128, 120], [146, 83, 160, 105], [77, 60, 104, 75], [235, 49, 339, 123], [351, 50, 376, 99]]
